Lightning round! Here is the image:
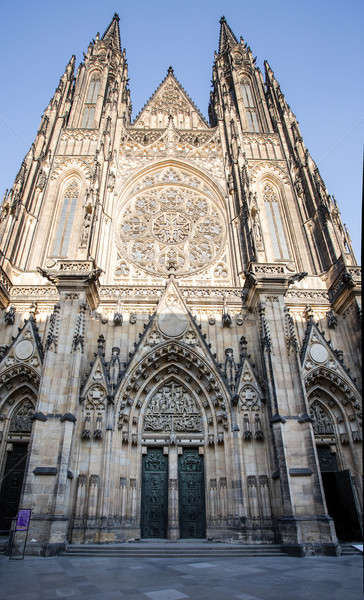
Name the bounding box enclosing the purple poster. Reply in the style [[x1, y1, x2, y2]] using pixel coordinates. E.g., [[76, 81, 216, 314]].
[[15, 509, 31, 531]]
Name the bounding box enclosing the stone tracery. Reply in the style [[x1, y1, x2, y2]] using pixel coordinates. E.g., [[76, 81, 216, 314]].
[[117, 167, 226, 277]]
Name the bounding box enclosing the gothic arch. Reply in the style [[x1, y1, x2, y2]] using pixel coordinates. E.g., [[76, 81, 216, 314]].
[[307, 377, 362, 498], [116, 159, 228, 210], [249, 162, 290, 185], [0, 364, 40, 413], [116, 341, 231, 445]]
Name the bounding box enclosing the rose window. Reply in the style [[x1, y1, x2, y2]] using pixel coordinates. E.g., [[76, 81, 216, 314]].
[[117, 180, 226, 277]]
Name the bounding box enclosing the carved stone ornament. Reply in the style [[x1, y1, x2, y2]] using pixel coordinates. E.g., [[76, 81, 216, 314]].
[[309, 343, 328, 364], [240, 386, 261, 411], [309, 400, 335, 435], [143, 380, 202, 433], [116, 169, 226, 278], [10, 400, 35, 433]]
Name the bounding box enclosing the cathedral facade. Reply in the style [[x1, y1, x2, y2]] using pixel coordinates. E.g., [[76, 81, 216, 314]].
[[0, 15, 361, 556]]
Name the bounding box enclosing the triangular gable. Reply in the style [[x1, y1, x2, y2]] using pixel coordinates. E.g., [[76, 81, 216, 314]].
[[0, 316, 43, 375], [121, 276, 220, 376], [133, 68, 209, 130], [301, 320, 358, 388], [235, 358, 263, 398], [80, 353, 111, 401]]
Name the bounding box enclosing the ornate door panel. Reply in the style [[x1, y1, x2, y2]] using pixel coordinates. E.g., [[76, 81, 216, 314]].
[[178, 448, 206, 538], [0, 443, 28, 533], [141, 448, 168, 538]]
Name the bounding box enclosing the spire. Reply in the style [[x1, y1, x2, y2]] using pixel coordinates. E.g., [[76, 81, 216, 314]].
[[218, 16, 238, 53], [102, 12, 121, 51]]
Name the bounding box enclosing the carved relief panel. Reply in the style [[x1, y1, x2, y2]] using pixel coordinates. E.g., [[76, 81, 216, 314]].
[[143, 380, 202, 433]]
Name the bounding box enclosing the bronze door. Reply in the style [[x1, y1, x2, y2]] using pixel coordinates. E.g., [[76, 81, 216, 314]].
[[141, 448, 168, 538], [178, 448, 206, 538]]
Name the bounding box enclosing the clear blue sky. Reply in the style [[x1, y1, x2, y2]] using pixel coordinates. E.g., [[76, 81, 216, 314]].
[[0, 0, 362, 260]]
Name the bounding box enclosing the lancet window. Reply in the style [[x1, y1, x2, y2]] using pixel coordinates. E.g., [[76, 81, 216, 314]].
[[81, 75, 100, 128], [52, 180, 80, 257], [263, 183, 290, 260], [241, 81, 260, 132]]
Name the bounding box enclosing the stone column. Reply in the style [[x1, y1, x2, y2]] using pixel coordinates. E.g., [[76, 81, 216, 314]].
[[168, 446, 179, 540]]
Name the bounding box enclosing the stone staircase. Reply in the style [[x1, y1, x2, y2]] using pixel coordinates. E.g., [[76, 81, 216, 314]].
[[340, 543, 363, 556], [61, 541, 287, 558]]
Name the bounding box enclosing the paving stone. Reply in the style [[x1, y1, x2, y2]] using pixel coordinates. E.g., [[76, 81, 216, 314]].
[[144, 590, 189, 600]]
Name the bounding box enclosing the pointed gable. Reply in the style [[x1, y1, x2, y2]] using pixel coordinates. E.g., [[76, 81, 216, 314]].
[[301, 320, 358, 390], [80, 353, 111, 402], [0, 316, 43, 375], [133, 67, 209, 130]]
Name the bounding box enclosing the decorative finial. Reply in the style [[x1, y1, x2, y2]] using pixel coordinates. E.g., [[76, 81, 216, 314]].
[[220, 16, 226, 24], [167, 66, 174, 75], [113, 12, 120, 21]]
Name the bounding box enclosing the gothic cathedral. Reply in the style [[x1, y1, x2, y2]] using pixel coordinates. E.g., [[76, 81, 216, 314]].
[[0, 15, 361, 556]]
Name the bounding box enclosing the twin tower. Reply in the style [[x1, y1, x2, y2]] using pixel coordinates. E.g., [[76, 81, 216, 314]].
[[0, 14, 361, 555]]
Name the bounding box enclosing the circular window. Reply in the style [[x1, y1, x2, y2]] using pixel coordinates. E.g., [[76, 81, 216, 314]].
[[117, 172, 226, 277]]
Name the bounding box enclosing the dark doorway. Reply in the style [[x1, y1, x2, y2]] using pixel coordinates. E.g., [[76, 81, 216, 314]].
[[178, 448, 206, 538], [317, 446, 362, 541], [141, 448, 168, 538], [0, 443, 28, 534]]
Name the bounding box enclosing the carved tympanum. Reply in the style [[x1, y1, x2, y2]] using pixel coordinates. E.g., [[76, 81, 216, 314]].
[[143, 380, 202, 432]]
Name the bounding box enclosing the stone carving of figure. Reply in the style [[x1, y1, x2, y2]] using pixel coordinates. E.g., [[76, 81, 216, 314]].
[[4, 305, 15, 325], [109, 347, 121, 388]]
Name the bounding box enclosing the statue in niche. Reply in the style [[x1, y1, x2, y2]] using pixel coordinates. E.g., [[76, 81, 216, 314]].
[[109, 347, 121, 387]]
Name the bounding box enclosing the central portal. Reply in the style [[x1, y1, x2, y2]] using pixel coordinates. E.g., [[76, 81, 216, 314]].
[[178, 448, 206, 538]]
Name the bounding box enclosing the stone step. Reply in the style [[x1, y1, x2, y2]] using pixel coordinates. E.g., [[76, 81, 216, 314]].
[[340, 545, 362, 555], [61, 543, 286, 558]]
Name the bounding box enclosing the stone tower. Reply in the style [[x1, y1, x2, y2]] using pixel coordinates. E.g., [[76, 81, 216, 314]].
[[0, 15, 361, 555]]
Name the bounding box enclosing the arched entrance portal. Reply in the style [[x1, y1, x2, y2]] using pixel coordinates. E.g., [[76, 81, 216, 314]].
[[308, 384, 362, 541], [117, 342, 231, 541], [140, 377, 206, 539], [0, 389, 35, 534]]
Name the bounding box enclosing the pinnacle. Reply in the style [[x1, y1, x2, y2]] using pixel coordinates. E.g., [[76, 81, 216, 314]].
[[167, 66, 174, 75], [102, 12, 121, 51], [218, 15, 238, 54]]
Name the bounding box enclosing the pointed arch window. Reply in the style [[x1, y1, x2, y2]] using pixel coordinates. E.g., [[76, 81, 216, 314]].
[[52, 180, 80, 257], [81, 75, 101, 128], [263, 183, 290, 260], [241, 81, 260, 132]]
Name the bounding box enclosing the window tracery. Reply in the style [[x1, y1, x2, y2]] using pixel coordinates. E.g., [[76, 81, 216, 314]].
[[117, 170, 226, 277]]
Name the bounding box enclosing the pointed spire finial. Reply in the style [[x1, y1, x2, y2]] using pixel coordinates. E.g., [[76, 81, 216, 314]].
[[218, 15, 238, 53], [167, 66, 174, 75], [102, 12, 122, 51]]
